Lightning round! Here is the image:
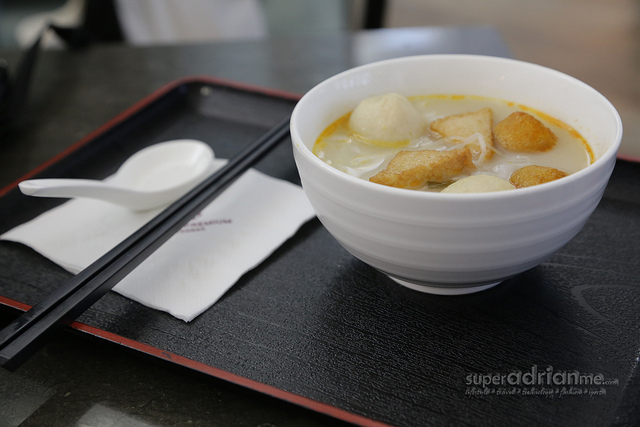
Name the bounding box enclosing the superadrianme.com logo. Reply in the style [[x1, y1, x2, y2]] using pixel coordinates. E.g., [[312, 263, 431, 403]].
[[464, 365, 619, 398]]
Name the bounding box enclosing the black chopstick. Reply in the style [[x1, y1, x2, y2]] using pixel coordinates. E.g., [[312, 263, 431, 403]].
[[0, 115, 291, 370]]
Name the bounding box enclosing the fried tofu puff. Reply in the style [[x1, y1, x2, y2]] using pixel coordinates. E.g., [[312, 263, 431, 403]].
[[494, 112, 557, 152], [348, 93, 424, 144], [509, 165, 567, 188], [442, 175, 515, 193], [369, 148, 474, 189], [429, 108, 494, 160]]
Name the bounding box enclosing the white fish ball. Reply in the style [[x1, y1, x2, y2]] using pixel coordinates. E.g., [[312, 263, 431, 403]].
[[442, 175, 516, 193], [349, 93, 424, 143]]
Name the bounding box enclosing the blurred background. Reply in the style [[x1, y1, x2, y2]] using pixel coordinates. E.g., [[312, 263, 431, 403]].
[[1, 0, 638, 154], [0, 2, 638, 425]]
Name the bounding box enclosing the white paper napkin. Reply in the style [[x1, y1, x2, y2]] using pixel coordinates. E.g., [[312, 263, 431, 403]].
[[1, 159, 316, 321]]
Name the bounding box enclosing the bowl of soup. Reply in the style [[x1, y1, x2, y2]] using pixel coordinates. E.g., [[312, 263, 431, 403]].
[[290, 55, 622, 295]]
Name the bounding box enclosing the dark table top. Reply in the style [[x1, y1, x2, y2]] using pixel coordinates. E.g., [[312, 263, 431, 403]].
[[1, 27, 639, 427], [0, 26, 511, 190]]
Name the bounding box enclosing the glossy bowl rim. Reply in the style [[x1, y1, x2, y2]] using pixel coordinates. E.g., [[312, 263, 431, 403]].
[[290, 54, 623, 202]]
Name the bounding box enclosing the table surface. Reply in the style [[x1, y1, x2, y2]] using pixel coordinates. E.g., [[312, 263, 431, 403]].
[[0, 26, 638, 427]]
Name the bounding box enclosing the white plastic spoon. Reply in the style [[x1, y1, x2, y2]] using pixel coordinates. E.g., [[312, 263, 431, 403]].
[[19, 139, 215, 211]]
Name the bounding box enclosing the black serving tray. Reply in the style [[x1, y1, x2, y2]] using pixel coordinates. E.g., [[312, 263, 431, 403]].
[[1, 78, 640, 427]]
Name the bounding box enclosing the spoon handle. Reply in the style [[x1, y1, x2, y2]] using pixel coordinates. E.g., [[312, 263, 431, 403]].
[[18, 178, 109, 198], [17, 179, 143, 209]]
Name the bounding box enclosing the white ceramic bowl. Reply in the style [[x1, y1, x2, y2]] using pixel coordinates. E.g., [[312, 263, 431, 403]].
[[290, 55, 623, 295]]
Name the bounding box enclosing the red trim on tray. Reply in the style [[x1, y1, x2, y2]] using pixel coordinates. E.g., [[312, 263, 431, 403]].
[[0, 297, 390, 427], [0, 295, 32, 312], [617, 153, 640, 163], [0, 78, 389, 426], [190, 74, 303, 102], [78, 324, 392, 427], [0, 76, 301, 198]]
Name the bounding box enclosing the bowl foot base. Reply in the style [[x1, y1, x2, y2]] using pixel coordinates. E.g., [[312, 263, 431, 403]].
[[390, 277, 501, 295]]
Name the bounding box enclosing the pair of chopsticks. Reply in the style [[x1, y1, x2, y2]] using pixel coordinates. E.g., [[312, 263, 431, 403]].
[[0, 116, 291, 370]]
